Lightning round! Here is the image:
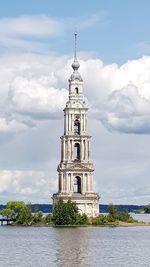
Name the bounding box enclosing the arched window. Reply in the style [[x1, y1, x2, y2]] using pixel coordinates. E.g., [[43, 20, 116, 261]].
[[73, 176, 81, 193], [74, 143, 80, 160], [74, 119, 80, 135], [75, 87, 78, 94]]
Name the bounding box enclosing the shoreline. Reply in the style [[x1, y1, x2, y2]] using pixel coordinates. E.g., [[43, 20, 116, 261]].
[[2, 221, 150, 228]]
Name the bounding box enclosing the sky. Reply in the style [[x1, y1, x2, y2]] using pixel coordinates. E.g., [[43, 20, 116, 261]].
[[0, 0, 150, 205]]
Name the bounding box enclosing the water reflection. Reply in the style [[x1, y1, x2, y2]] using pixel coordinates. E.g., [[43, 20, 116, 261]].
[[54, 227, 91, 267], [0, 225, 150, 267]]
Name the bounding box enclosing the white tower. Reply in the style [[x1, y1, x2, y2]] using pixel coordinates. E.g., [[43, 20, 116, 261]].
[[52, 34, 99, 217]]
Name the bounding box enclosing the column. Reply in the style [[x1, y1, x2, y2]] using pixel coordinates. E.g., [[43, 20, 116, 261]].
[[85, 114, 87, 133], [82, 174, 86, 194], [70, 139, 72, 160], [85, 174, 88, 192], [86, 140, 89, 160], [70, 173, 73, 192], [88, 140, 90, 161], [69, 114, 71, 133], [87, 176, 91, 192], [61, 139, 63, 161], [90, 174, 93, 192], [81, 139, 83, 160], [68, 114, 69, 132], [58, 173, 60, 192], [82, 114, 84, 132], [84, 114, 86, 132], [71, 114, 73, 133], [83, 139, 86, 160], [65, 111, 68, 134], [67, 173, 70, 192], [63, 173, 66, 192], [60, 172, 63, 192], [63, 138, 66, 161]]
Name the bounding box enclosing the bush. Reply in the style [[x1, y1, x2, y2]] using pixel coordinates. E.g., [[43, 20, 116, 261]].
[[76, 213, 88, 225], [127, 217, 138, 223], [107, 204, 134, 223], [52, 199, 89, 226], [33, 211, 43, 224], [92, 214, 108, 225], [44, 214, 53, 225]]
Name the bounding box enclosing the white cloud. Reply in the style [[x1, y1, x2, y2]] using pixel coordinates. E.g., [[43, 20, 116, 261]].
[[0, 15, 63, 51], [0, 53, 70, 134], [0, 170, 57, 203], [0, 15, 62, 37], [9, 76, 68, 117], [100, 84, 150, 134], [80, 56, 150, 134], [0, 53, 150, 135], [0, 117, 30, 133]]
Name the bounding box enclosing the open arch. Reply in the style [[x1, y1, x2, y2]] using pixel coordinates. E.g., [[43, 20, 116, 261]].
[[73, 176, 81, 193], [74, 143, 80, 160], [75, 87, 78, 94], [74, 119, 80, 135]]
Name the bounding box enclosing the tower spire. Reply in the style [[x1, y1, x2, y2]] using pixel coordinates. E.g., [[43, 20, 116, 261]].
[[70, 33, 82, 81], [74, 33, 77, 59]]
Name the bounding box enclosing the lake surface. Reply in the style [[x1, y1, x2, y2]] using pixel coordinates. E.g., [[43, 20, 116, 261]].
[[0, 223, 150, 267]]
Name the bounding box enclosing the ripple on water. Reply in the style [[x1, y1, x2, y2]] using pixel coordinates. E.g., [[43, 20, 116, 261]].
[[0, 226, 150, 267]]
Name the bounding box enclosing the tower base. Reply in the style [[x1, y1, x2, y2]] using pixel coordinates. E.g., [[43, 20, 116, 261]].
[[52, 192, 100, 217]]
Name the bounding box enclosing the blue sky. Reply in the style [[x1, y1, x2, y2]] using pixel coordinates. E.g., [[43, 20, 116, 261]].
[[0, 1, 150, 205], [0, 0, 150, 63]]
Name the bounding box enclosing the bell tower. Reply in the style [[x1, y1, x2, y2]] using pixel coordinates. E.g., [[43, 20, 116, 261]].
[[52, 34, 100, 217]]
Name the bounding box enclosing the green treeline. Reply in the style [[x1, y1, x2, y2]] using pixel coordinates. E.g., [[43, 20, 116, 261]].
[[0, 201, 52, 226], [0, 200, 137, 226]]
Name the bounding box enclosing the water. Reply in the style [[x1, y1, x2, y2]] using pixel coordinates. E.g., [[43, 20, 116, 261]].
[[0, 223, 150, 267], [132, 213, 150, 222]]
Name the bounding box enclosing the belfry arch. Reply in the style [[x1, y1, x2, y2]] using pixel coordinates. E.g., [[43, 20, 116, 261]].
[[75, 87, 78, 94], [73, 176, 81, 193], [74, 119, 80, 135], [74, 143, 80, 160]]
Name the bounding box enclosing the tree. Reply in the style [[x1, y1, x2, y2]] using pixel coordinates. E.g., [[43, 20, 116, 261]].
[[52, 199, 79, 225], [107, 204, 132, 223], [6, 201, 32, 225], [0, 208, 15, 220], [144, 204, 150, 213], [33, 211, 43, 224], [107, 203, 118, 222], [16, 206, 32, 225], [116, 209, 130, 222]]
